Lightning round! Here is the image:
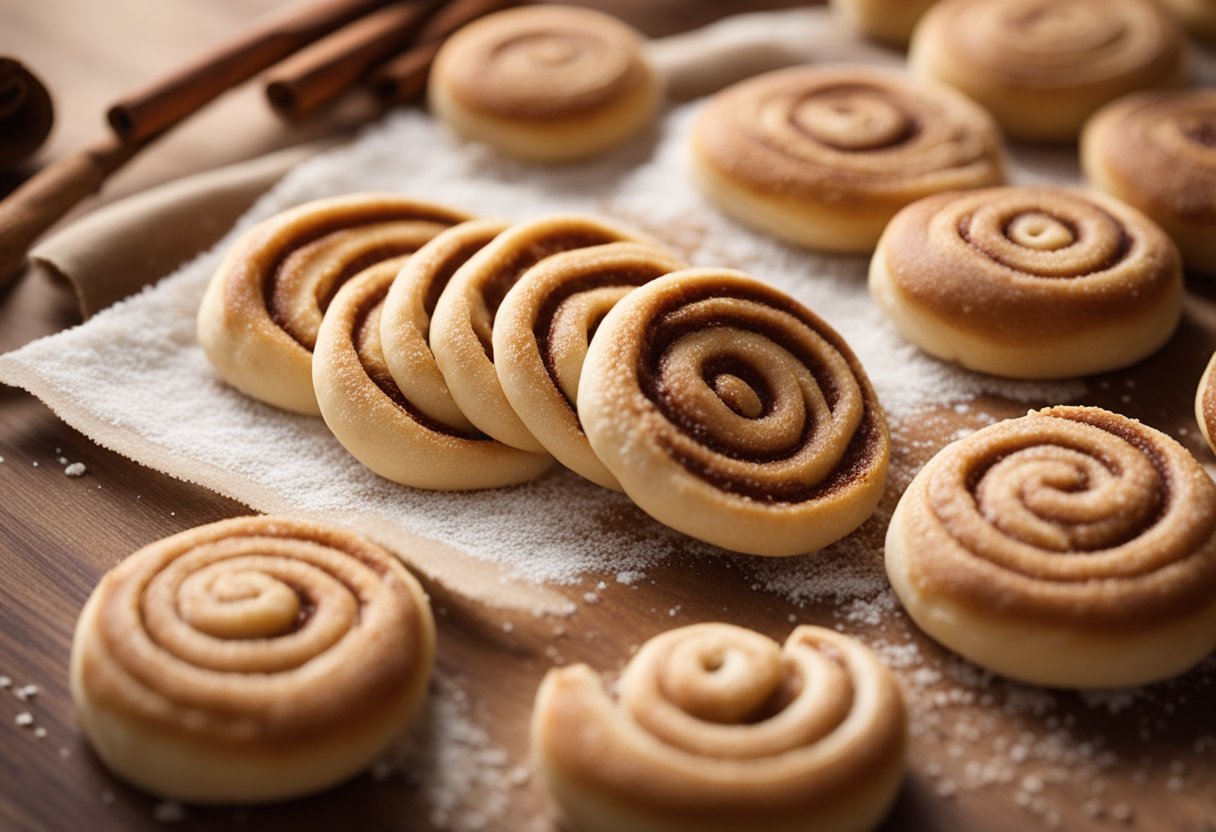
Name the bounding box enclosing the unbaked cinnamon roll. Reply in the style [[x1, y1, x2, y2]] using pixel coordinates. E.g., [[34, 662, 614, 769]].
[[829, 0, 941, 46], [197, 194, 468, 415], [1196, 353, 1216, 455], [428, 213, 652, 453], [493, 242, 687, 489], [886, 406, 1216, 688], [532, 623, 907, 832], [578, 269, 889, 557], [70, 516, 435, 803], [910, 0, 1189, 142], [428, 5, 660, 162], [869, 187, 1183, 379], [1082, 89, 1216, 278], [689, 66, 1004, 253]]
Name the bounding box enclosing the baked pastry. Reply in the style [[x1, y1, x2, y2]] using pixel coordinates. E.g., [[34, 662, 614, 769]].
[[1082, 89, 1216, 278], [1160, 0, 1216, 41], [313, 256, 555, 490], [689, 66, 1004, 253], [910, 0, 1189, 142], [578, 269, 889, 557], [1196, 353, 1216, 455], [493, 242, 687, 489], [428, 5, 660, 162], [886, 406, 1216, 688], [532, 623, 907, 832], [829, 0, 941, 47], [429, 213, 650, 453], [869, 187, 1182, 379], [197, 194, 468, 415], [70, 516, 435, 803]]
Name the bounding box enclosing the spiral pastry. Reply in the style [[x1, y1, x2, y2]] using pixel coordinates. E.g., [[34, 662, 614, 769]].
[[869, 187, 1182, 379], [493, 242, 687, 489], [428, 5, 660, 163], [1082, 90, 1216, 278], [578, 269, 889, 557], [887, 406, 1216, 688], [313, 257, 554, 490], [197, 193, 468, 415], [689, 66, 1004, 254], [910, 0, 1189, 142], [1195, 353, 1216, 456], [828, 0, 941, 47], [70, 516, 435, 803], [429, 213, 652, 453], [532, 623, 907, 832]]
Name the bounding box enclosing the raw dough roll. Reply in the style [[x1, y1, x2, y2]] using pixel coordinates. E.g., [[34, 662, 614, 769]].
[[1082, 89, 1216, 278], [493, 242, 687, 489], [533, 623, 907, 832], [690, 66, 1004, 253], [578, 269, 889, 557], [886, 406, 1216, 688], [1196, 352, 1216, 455], [197, 193, 468, 414], [910, 0, 1189, 142], [429, 213, 650, 453], [869, 187, 1182, 379], [313, 259, 554, 490], [70, 516, 436, 803], [428, 4, 660, 162], [828, 0, 940, 47]]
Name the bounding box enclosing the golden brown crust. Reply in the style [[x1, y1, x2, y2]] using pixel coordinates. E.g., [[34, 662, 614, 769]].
[[1196, 352, 1216, 455]]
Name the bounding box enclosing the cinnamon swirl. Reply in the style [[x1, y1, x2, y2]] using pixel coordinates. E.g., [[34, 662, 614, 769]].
[[886, 406, 1216, 688], [689, 66, 1004, 253], [1082, 89, 1216, 278], [532, 623, 907, 832], [578, 269, 889, 557], [869, 187, 1182, 379], [910, 0, 1189, 142], [70, 516, 435, 802], [428, 5, 660, 162], [197, 194, 468, 415]]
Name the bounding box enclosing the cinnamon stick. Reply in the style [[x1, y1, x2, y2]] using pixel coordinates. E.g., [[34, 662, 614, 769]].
[[0, 58, 55, 167]]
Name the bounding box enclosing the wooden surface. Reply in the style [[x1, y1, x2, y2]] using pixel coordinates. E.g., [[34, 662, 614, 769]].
[[1, 2, 1214, 832]]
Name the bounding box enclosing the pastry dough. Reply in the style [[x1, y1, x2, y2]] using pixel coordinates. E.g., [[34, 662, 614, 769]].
[[1082, 89, 1216, 278], [910, 0, 1189, 142], [493, 242, 686, 489], [428, 5, 660, 162], [690, 66, 1004, 253], [829, 0, 941, 46], [869, 187, 1182, 379], [578, 269, 889, 556], [533, 623, 907, 832], [70, 516, 435, 803], [886, 406, 1216, 688], [197, 193, 468, 414], [1196, 352, 1216, 455]]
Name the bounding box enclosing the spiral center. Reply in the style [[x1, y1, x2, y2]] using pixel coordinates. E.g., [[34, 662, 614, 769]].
[[793, 88, 912, 151], [712, 373, 764, 419], [527, 34, 578, 66], [1006, 212, 1074, 250], [182, 571, 302, 640]]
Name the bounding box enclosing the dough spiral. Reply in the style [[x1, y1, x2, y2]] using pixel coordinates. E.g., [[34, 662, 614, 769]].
[[197, 193, 468, 414], [869, 187, 1182, 379], [690, 66, 1004, 253], [886, 406, 1216, 688], [532, 623, 907, 832], [493, 242, 687, 489], [428, 4, 660, 162], [70, 516, 436, 802], [578, 269, 889, 557], [1082, 89, 1216, 278], [910, 0, 1189, 141]]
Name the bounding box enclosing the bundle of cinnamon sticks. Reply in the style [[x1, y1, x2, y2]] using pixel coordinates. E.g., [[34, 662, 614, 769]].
[[0, 0, 518, 288]]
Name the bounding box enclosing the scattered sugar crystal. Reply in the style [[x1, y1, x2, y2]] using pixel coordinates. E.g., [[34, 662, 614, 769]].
[[15, 684, 38, 701], [64, 462, 87, 477], [582, 592, 599, 604], [0, 677, 10, 689], [14, 713, 33, 727], [33, 727, 46, 739]]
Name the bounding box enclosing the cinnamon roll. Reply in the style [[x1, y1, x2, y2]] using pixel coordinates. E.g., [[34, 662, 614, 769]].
[[689, 66, 1004, 253], [313, 257, 554, 490], [1082, 90, 1216, 278], [428, 5, 660, 162], [70, 516, 435, 802], [493, 242, 687, 489], [1160, 0, 1216, 41], [578, 269, 889, 557], [886, 406, 1216, 688], [1196, 353, 1216, 456], [910, 0, 1189, 142], [428, 213, 651, 453], [197, 194, 468, 415], [828, 0, 941, 47], [869, 187, 1183, 379], [532, 623, 907, 832]]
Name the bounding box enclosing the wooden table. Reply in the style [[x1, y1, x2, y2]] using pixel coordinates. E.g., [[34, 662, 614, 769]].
[[1, 3, 1213, 831]]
